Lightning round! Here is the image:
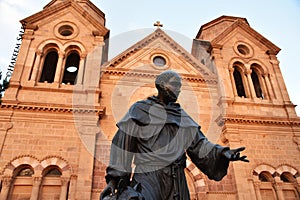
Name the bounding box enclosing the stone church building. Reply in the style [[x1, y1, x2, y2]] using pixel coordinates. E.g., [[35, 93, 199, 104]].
[[0, 0, 299, 199]]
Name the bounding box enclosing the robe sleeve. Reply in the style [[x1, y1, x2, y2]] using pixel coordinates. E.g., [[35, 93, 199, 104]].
[[187, 128, 230, 181], [105, 129, 137, 185]]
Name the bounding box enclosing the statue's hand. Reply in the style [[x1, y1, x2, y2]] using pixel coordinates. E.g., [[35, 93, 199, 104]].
[[222, 147, 249, 162], [100, 180, 117, 200]]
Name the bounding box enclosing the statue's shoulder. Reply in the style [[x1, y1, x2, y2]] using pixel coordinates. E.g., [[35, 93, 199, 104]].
[[130, 97, 155, 110]]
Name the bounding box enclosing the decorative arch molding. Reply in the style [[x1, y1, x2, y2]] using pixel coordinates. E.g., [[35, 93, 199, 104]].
[[276, 164, 298, 176], [1, 155, 40, 176], [186, 159, 207, 191], [252, 163, 299, 177], [229, 58, 269, 74], [37, 39, 64, 52], [248, 59, 269, 75], [1, 155, 73, 177], [62, 41, 87, 55], [252, 163, 276, 176], [40, 155, 73, 176], [228, 57, 246, 72]]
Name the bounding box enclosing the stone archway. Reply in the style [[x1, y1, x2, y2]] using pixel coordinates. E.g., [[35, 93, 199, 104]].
[[185, 159, 207, 200]]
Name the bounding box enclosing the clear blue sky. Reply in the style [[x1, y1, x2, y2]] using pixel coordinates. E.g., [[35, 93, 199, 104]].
[[0, 0, 299, 115]]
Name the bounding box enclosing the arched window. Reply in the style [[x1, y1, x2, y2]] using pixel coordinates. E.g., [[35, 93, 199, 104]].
[[280, 172, 300, 199], [45, 168, 62, 177], [233, 66, 246, 97], [259, 171, 273, 182], [9, 165, 34, 199], [39, 51, 58, 83], [40, 166, 64, 200], [17, 167, 34, 177], [62, 52, 80, 85], [251, 70, 263, 98], [258, 171, 276, 200]]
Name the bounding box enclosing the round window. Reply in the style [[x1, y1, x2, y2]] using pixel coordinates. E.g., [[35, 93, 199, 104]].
[[153, 56, 166, 67], [58, 25, 74, 36], [237, 44, 250, 56], [54, 22, 78, 39]]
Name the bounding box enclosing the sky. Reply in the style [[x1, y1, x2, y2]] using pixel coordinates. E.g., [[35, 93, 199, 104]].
[[0, 0, 299, 115]]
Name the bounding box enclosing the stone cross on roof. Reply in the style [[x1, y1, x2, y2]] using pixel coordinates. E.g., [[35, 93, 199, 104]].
[[154, 21, 163, 28]]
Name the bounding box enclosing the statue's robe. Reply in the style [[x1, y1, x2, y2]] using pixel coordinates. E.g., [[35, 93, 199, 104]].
[[105, 96, 230, 200]]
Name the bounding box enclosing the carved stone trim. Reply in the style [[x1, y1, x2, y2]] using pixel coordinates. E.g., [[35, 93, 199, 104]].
[[103, 28, 215, 77], [219, 116, 300, 126], [102, 69, 218, 84], [0, 104, 105, 117]]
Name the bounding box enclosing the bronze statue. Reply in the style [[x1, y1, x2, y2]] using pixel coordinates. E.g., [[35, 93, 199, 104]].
[[100, 70, 249, 200]]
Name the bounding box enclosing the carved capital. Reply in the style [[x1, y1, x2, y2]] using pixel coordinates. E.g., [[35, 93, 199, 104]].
[[253, 181, 261, 189], [245, 69, 252, 75], [1, 176, 12, 187], [228, 67, 234, 73], [70, 174, 78, 180], [58, 52, 65, 58], [269, 59, 279, 65], [80, 53, 87, 59], [61, 177, 70, 186], [32, 176, 42, 186], [36, 50, 43, 56], [262, 72, 270, 78]]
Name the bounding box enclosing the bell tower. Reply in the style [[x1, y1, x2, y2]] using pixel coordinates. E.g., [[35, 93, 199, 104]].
[[192, 15, 300, 199], [3, 0, 109, 105], [193, 16, 297, 118], [0, 1, 108, 199]]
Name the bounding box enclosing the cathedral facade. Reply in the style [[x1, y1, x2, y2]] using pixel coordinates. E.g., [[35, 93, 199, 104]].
[[0, 0, 299, 199]]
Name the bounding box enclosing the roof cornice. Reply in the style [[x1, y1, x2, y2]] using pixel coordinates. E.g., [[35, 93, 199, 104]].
[[101, 68, 218, 84], [217, 114, 300, 126], [104, 28, 215, 77], [196, 15, 249, 39], [210, 19, 280, 54], [1, 102, 106, 117], [21, 0, 108, 36]]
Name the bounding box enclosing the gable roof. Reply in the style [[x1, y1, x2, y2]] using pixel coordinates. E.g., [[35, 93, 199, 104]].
[[20, 0, 109, 37], [197, 15, 280, 55], [103, 28, 216, 79], [196, 15, 249, 39], [211, 18, 280, 54]]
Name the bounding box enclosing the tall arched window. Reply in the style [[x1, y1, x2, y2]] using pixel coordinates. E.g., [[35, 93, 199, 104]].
[[62, 52, 80, 85], [233, 66, 246, 97], [9, 165, 34, 199], [40, 166, 63, 200], [280, 172, 300, 199], [39, 51, 58, 83], [258, 171, 276, 200], [251, 70, 263, 98]]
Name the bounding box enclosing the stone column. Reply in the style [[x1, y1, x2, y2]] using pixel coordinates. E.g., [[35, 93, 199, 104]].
[[246, 69, 256, 98], [260, 75, 269, 99], [30, 50, 43, 82], [76, 54, 87, 85], [75, 125, 98, 200], [30, 176, 42, 200], [268, 53, 289, 102], [54, 52, 65, 83], [60, 177, 69, 200], [295, 177, 300, 198], [68, 175, 77, 200], [253, 181, 262, 200], [264, 73, 275, 100], [229, 67, 238, 97], [273, 178, 284, 200], [0, 176, 12, 200]]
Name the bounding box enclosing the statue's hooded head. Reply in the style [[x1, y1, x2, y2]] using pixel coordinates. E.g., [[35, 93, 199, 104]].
[[155, 70, 182, 104]]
